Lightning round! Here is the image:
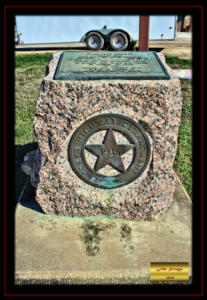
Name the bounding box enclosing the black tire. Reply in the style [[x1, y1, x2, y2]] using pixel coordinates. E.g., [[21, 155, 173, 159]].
[[109, 31, 129, 51], [86, 32, 104, 50]]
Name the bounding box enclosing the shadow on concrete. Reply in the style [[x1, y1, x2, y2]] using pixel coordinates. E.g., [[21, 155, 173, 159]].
[[15, 142, 38, 157], [149, 47, 164, 52], [128, 47, 165, 52], [15, 142, 44, 213], [15, 142, 38, 202], [18, 180, 44, 214]]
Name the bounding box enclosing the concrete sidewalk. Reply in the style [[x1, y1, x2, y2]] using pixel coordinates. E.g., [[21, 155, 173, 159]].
[[15, 172, 192, 285]]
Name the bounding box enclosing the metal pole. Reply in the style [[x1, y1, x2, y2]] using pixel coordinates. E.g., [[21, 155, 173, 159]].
[[139, 16, 150, 51]]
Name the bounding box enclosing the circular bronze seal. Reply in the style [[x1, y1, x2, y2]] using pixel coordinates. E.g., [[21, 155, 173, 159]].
[[68, 114, 151, 189]]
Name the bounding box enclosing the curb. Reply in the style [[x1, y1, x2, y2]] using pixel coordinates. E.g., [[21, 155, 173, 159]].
[[174, 171, 191, 203], [15, 270, 150, 285]]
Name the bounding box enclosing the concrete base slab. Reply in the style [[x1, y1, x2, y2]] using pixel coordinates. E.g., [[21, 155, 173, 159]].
[[15, 173, 192, 285]]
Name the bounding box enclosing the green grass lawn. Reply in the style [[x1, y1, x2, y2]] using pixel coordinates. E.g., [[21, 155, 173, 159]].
[[173, 79, 192, 198], [15, 53, 192, 201], [165, 56, 192, 69]]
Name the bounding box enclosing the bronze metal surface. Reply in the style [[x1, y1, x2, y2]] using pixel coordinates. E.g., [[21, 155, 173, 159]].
[[54, 51, 170, 80], [68, 114, 151, 189]]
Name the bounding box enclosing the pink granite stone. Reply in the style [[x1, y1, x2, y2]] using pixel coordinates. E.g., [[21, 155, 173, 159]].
[[32, 52, 182, 221]]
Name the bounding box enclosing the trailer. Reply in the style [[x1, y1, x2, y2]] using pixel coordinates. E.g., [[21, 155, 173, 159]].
[[16, 15, 176, 49]]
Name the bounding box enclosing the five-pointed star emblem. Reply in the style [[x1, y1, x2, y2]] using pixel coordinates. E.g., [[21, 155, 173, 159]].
[[85, 128, 135, 173]]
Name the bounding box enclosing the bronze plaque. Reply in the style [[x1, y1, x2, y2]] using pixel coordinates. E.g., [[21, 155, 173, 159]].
[[54, 51, 170, 80], [68, 114, 151, 189]]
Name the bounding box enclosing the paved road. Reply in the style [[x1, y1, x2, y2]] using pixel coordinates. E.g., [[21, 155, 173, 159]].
[[15, 38, 191, 50], [15, 39, 192, 60], [15, 42, 86, 49]]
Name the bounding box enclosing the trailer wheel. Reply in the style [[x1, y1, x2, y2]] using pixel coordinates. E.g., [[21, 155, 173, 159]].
[[109, 31, 129, 51], [86, 32, 104, 50]]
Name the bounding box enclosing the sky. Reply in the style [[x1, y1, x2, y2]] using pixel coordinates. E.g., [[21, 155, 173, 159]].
[[16, 16, 176, 44]]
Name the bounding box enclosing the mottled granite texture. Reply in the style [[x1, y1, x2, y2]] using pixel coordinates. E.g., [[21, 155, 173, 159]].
[[31, 52, 182, 221]]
